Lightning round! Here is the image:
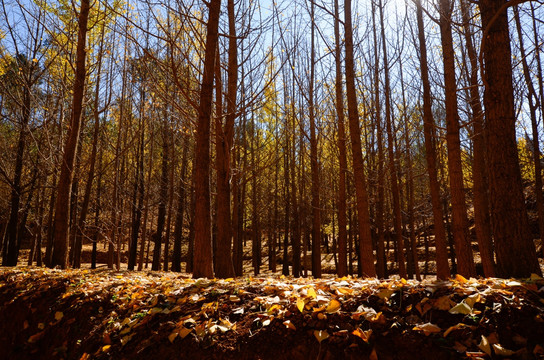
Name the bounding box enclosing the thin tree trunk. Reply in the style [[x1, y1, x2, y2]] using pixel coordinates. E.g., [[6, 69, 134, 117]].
[[459, 0, 495, 277], [344, 0, 376, 277], [378, 0, 406, 278], [193, 0, 222, 278], [438, 0, 475, 277], [414, 0, 450, 279], [333, 0, 348, 277]]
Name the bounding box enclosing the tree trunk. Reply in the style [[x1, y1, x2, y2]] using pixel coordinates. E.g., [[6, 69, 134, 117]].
[[333, 0, 348, 277], [50, 0, 90, 268], [438, 0, 475, 277], [459, 0, 495, 277], [479, 0, 541, 277], [414, 0, 450, 279], [344, 0, 376, 277], [193, 0, 222, 278], [308, 0, 321, 278]]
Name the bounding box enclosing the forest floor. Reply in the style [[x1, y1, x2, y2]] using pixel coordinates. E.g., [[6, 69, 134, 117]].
[[1, 267, 544, 360]]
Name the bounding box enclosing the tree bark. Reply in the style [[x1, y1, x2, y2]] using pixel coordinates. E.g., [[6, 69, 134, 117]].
[[414, 0, 450, 279], [333, 0, 348, 277], [479, 0, 541, 277], [344, 0, 376, 277], [193, 0, 222, 278], [438, 0, 475, 277], [50, 0, 91, 268]]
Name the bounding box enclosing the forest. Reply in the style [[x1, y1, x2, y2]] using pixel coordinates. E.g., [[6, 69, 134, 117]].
[[1, 0, 544, 281]]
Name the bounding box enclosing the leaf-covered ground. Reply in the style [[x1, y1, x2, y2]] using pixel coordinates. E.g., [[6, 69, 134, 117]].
[[1, 268, 544, 360]]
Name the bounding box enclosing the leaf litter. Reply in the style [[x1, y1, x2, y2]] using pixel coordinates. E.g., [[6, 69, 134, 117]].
[[1, 267, 544, 359]]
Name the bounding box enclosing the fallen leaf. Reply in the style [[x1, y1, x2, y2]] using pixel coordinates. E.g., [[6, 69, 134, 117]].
[[478, 335, 491, 356], [28, 331, 45, 343], [352, 328, 372, 342], [168, 331, 178, 343], [307, 287, 317, 299], [449, 302, 472, 315], [413, 323, 441, 336], [101, 345, 111, 352], [314, 330, 329, 343], [326, 299, 341, 313], [443, 323, 468, 337], [283, 320, 296, 330], [492, 344, 515, 356], [178, 327, 193, 339], [296, 298, 305, 313], [455, 274, 468, 284], [433, 296, 454, 311]]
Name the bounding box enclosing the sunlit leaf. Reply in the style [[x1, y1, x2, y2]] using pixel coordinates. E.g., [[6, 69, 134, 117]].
[[296, 298, 305, 313], [455, 274, 468, 284], [412, 323, 441, 336], [283, 320, 296, 330], [449, 302, 472, 315], [326, 299, 341, 313], [307, 287, 317, 299], [492, 344, 515, 356], [352, 328, 372, 342], [478, 335, 491, 356]]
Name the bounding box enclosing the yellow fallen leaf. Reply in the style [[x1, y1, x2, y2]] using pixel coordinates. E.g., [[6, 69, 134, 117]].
[[455, 274, 468, 283], [283, 320, 296, 330], [178, 327, 192, 339], [102, 345, 111, 352], [307, 287, 317, 299], [352, 328, 372, 342], [297, 298, 305, 313], [326, 299, 341, 313], [168, 331, 178, 343], [314, 330, 329, 343]]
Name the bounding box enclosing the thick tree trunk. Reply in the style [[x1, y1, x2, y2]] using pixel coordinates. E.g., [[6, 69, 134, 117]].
[[50, 0, 90, 268], [479, 0, 541, 277]]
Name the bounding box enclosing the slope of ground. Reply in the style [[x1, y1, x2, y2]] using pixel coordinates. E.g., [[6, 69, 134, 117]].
[[1, 267, 544, 359]]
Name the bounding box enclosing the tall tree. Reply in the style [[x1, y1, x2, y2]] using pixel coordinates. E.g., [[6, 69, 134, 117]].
[[414, 0, 450, 279], [344, 0, 376, 277], [438, 0, 475, 277], [333, 0, 348, 277], [193, 0, 222, 278], [479, 0, 541, 277], [50, 0, 91, 268]]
